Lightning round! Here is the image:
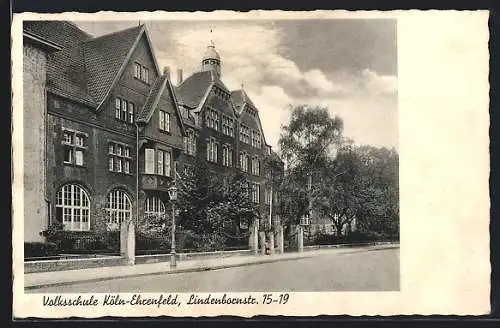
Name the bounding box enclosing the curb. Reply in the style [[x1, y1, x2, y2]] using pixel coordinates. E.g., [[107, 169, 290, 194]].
[[25, 245, 398, 291]]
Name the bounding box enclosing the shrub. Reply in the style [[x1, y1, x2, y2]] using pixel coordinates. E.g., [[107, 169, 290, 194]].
[[24, 242, 58, 258], [41, 222, 120, 254]]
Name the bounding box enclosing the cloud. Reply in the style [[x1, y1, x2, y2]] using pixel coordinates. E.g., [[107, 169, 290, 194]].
[[303, 69, 340, 93], [360, 68, 398, 96]]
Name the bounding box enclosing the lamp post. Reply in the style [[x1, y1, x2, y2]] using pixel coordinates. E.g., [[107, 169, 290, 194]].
[[168, 185, 178, 269]]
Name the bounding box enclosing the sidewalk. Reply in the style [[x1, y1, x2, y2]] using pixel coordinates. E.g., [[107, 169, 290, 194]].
[[25, 244, 398, 290]]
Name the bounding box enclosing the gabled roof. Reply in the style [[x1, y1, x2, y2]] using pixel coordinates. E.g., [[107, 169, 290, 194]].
[[231, 89, 257, 114], [23, 21, 92, 49], [47, 46, 96, 106], [175, 71, 213, 109], [83, 25, 153, 109], [136, 72, 187, 136], [47, 24, 161, 109], [136, 75, 167, 122], [231, 89, 270, 147]]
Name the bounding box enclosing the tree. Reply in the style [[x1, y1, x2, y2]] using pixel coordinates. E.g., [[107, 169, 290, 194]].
[[278, 105, 344, 229], [354, 146, 399, 238], [175, 158, 259, 251], [279, 105, 344, 170]]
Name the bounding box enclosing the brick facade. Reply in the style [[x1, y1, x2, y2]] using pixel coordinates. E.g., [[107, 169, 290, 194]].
[[22, 22, 282, 242]]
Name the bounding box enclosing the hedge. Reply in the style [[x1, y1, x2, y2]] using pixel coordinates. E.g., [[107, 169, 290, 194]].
[[25, 242, 58, 258]]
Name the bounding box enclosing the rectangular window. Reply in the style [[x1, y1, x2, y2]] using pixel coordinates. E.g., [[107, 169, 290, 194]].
[[115, 97, 134, 123], [62, 129, 86, 166], [145, 148, 155, 174], [222, 115, 234, 137], [252, 157, 260, 176], [240, 124, 250, 144], [184, 130, 197, 156], [75, 150, 83, 166], [164, 151, 171, 177], [206, 139, 218, 163], [109, 142, 131, 174], [115, 98, 121, 119], [141, 66, 149, 83], [157, 150, 164, 176], [252, 130, 261, 148], [240, 152, 249, 172], [128, 103, 134, 123], [206, 109, 219, 131], [265, 187, 272, 205], [159, 111, 170, 132], [222, 145, 233, 167], [134, 62, 141, 79], [251, 183, 260, 203]]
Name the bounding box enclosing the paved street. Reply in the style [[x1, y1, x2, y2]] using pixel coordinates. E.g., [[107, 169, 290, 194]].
[[31, 248, 399, 292]]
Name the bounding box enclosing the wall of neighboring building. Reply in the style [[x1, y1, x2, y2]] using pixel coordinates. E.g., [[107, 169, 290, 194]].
[[23, 43, 48, 242]]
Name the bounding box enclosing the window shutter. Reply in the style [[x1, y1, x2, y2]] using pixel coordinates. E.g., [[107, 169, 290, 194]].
[[145, 148, 155, 174]]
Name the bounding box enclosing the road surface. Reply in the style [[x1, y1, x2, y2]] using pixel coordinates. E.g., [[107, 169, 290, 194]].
[[31, 248, 399, 293]]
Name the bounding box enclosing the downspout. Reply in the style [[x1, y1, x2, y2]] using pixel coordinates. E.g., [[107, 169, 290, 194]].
[[135, 122, 140, 226]]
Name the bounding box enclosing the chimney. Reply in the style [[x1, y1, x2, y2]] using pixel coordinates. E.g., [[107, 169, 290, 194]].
[[177, 68, 183, 85], [163, 66, 170, 80]]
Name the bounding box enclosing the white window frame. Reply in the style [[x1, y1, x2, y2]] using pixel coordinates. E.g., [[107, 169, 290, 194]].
[[145, 196, 166, 219], [252, 156, 260, 176], [251, 183, 260, 203], [240, 124, 250, 144], [240, 152, 249, 172], [62, 129, 87, 166], [206, 139, 218, 163], [222, 115, 234, 137], [109, 142, 132, 174], [106, 189, 132, 229], [145, 148, 155, 174], [159, 111, 170, 132], [184, 130, 197, 156], [115, 97, 134, 123], [222, 145, 233, 167], [55, 184, 90, 231]]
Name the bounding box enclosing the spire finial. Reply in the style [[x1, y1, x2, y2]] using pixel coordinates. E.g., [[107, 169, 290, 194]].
[[209, 28, 215, 47]]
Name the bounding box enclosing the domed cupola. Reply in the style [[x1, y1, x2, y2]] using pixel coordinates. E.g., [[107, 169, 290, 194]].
[[201, 41, 221, 77]]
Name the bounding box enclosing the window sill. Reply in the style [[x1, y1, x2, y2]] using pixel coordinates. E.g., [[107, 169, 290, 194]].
[[109, 170, 134, 176], [159, 130, 172, 135], [133, 76, 150, 85], [114, 118, 136, 125], [64, 163, 86, 168]]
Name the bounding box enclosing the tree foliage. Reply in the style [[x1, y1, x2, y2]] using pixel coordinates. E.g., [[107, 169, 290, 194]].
[[175, 158, 259, 251], [277, 104, 399, 240]]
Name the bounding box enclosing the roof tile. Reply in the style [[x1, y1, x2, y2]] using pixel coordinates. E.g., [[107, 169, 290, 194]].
[[23, 21, 92, 48]]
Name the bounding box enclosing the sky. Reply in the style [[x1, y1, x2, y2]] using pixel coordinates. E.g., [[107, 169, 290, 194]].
[[76, 19, 398, 150]]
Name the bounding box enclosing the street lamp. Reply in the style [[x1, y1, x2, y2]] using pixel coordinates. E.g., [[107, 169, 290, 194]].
[[167, 185, 178, 269]]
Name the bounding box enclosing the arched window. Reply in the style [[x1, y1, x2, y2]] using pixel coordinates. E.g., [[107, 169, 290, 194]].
[[55, 184, 90, 231], [106, 189, 132, 228], [145, 196, 166, 219]]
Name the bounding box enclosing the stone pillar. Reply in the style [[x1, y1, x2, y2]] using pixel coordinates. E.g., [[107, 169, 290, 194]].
[[297, 225, 304, 253], [278, 226, 284, 254], [249, 221, 259, 254], [259, 231, 266, 255], [268, 232, 275, 255], [120, 221, 135, 265]]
